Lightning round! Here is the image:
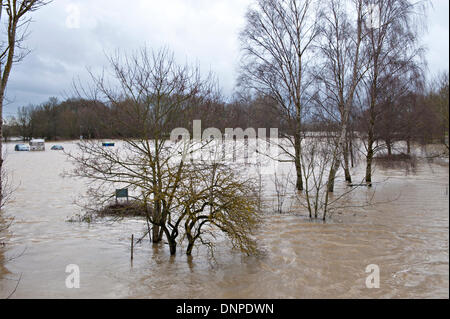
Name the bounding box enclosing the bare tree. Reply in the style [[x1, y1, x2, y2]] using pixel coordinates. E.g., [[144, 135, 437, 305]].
[[296, 134, 373, 221], [68, 47, 262, 256], [272, 170, 292, 214], [239, 0, 322, 191], [316, 0, 368, 192], [0, 0, 50, 206], [374, 65, 423, 156], [360, 0, 426, 185], [297, 136, 335, 219], [70, 47, 210, 248]]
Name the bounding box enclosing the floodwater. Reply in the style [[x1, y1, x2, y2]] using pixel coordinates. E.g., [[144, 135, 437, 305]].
[[0, 141, 448, 299]]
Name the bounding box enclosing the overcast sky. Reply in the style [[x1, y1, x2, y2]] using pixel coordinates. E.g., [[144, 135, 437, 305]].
[[3, 0, 449, 117]]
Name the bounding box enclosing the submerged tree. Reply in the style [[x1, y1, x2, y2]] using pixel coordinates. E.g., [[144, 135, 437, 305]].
[[374, 65, 423, 156], [68, 47, 262, 256], [296, 133, 372, 221], [297, 136, 336, 220], [316, 0, 368, 192], [239, 0, 322, 191], [360, 0, 426, 185], [178, 161, 261, 256]]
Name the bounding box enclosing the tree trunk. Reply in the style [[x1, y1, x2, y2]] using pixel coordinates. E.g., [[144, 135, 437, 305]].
[[349, 133, 355, 168], [162, 227, 177, 256], [343, 134, 352, 183], [294, 134, 303, 191], [366, 70, 377, 187], [366, 132, 374, 187], [0, 99, 3, 207], [386, 140, 392, 156], [328, 119, 350, 192], [186, 241, 194, 256], [327, 157, 339, 193], [169, 240, 177, 256], [152, 202, 162, 243], [0, 10, 2, 208], [152, 226, 160, 243], [1, 17, 19, 210], [407, 138, 411, 155]]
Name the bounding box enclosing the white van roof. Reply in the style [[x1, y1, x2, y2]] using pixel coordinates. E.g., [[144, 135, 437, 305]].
[[30, 139, 45, 143]]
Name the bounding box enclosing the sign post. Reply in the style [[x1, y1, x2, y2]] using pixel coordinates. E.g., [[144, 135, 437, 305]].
[[115, 188, 129, 204]]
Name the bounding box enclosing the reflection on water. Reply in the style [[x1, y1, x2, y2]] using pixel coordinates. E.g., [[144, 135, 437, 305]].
[[0, 141, 448, 298]]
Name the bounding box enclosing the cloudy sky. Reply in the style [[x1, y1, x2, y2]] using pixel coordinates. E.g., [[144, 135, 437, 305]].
[[3, 0, 449, 117]]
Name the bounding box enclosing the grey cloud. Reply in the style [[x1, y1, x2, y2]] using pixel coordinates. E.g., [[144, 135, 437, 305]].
[[3, 0, 449, 117]]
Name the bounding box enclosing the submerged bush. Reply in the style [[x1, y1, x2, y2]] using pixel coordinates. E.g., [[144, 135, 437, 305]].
[[97, 201, 152, 218], [67, 201, 152, 223]]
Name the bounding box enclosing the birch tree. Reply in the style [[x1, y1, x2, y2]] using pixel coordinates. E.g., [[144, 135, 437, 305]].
[[361, 0, 426, 185], [317, 0, 368, 192], [239, 0, 321, 191]]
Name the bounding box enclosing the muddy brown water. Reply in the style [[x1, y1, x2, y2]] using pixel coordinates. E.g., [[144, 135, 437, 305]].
[[0, 141, 448, 298]]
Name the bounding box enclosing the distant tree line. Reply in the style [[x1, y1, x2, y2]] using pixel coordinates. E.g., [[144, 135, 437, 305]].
[[3, 95, 284, 141], [3, 74, 448, 150], [354, 72, 449, 154]]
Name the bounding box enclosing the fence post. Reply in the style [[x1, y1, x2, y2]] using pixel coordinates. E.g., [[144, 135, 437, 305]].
[[131, 234, 134, 261]]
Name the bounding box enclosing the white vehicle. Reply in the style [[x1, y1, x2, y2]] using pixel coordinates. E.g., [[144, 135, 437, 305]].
[[29, 139, 46, 151]]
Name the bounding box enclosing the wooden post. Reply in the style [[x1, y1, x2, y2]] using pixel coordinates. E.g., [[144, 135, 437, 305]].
[[131, 234, 134, 260]]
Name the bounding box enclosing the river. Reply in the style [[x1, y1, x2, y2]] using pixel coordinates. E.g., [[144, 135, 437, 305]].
[[0, 141, 448, 298]]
